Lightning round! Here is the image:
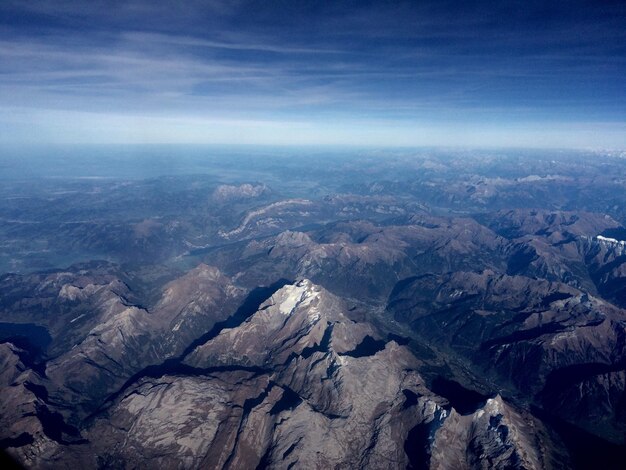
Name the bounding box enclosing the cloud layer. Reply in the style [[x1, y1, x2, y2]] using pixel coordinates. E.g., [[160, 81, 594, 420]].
[[1, 0, 625, 147]]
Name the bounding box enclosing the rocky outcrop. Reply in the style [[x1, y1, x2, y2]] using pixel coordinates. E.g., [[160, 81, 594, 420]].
[[3, 209, 626, 468], [216, 216, 507, 300], [430, 395, 567, 470], [41, 264, 243, 422], [388, 270, 626, 443], [19, 280, 567, 469]]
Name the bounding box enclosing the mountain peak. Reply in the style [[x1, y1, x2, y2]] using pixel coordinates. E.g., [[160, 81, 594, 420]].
[[273, 279, 321, 317]]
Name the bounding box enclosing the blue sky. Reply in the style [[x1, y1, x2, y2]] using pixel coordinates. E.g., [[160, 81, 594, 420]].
[[1, 0, 625, 148]]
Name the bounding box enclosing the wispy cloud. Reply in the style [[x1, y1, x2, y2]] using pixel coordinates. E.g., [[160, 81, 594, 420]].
[[120, 31, 346, 55], [0, 0, 624, 147]]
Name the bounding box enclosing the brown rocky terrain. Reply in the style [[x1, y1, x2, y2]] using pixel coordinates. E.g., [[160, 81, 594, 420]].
[[6, 281, 569, 469], [2, 150, 626, 468]]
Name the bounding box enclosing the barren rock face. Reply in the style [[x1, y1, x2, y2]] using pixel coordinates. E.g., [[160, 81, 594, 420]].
[[38, 264, 243, 424], [7, 280, 566, 469], [226, 216, 508, 300], [388, 269, 626, 443], [2, 188, 626, 469], [429, 395, 565, 470]]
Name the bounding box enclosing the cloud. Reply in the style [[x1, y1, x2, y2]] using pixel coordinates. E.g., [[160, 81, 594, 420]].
[[2, 106, 625, 150], [120, 31, 345, 55], [0, 0, 624, 147]]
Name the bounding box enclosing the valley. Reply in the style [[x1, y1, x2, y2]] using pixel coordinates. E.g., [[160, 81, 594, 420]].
[[1, 147, 626, 468]]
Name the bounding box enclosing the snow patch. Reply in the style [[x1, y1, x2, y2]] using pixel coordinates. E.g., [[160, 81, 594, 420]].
[[70, 314, 85, 323], [450, 289, 464, 299], [596, 235, 626, 246], [278, 280, 321, 321]]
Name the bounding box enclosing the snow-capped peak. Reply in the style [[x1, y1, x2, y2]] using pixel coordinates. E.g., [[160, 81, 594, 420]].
[[278, 279, 319, 315]]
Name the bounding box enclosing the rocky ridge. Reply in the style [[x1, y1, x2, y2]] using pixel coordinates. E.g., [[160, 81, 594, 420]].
[[6, 280, 568, 469]]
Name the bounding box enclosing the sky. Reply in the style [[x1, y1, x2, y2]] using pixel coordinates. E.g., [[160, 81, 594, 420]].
[[0, 0, 625, 148]]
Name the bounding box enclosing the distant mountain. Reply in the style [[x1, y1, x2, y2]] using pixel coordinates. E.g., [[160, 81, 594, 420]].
[[2, 149, 626, 468]]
